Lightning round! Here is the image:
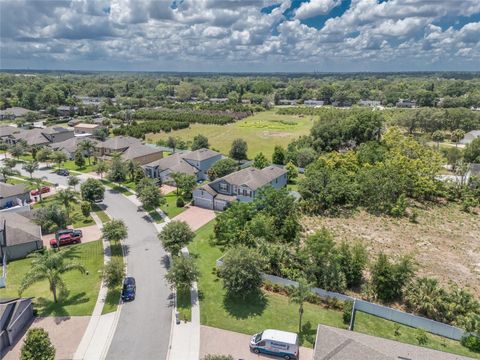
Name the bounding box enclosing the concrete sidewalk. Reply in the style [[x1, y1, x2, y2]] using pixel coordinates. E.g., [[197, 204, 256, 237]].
[[73, 211, 122, 360]]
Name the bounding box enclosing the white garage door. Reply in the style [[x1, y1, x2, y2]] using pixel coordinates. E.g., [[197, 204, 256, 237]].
[[194, 197, 213, 209], [214, 199, 228, 211]]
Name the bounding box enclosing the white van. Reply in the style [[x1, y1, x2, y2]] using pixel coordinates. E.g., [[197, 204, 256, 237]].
[[249, 329, 299, 360]]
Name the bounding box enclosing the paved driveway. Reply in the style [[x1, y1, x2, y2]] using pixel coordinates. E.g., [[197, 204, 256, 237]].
[[200, 326, 314, 360], [12, 162, 172, 360], [172, 206, 216, 231], [41, 224, 102, 249], [3, 316, 90, 360], [160, 184, 176, 195]]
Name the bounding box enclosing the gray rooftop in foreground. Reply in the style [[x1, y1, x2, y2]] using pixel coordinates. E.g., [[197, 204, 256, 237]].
[[314, 325, 473, 360]]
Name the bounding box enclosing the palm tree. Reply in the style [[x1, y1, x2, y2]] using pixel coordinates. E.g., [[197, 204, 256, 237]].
[[95, 161, 108, 179], [56, 189, 77, 221], [452, 129, 465, 148], [80, 139, 95, 165], [22, 160, 39, 179], [0, 166, 19, 183], [288, 278, 313, 333], [19, 249, 86, 303]]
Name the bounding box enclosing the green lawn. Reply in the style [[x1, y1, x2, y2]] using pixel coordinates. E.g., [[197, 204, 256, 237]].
[[92, 204, 110, 223], [0, 241, 104, 316], [102, 238, 124, 314], [146, 110, 314, 159], [61, 160, 96, 173], [161, 192, 187, 218], [177, 288, 192, 322], [190, 221, 478, 356], [7, 175, 53, 191], [33, 193, 95, 231], [147, 208, 164, 223], [99, 179, 133, 194], [355, 312, 480, 359]]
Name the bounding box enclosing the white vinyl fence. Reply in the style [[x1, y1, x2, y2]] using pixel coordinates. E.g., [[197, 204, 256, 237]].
[[216, 257, 466, 341]]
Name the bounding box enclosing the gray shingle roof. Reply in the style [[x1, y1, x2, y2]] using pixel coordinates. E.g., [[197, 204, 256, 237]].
[[182, 148, 220, 161], [0, 125, 19, 137], [217, 165, 286, 190], [0, 107, 32, 117], [0, 211, 41, 246], [0, 183, 29, 198], [120, 143, 162, 161], [97, 136, 142, 150], [50, 137, 99, 154], [144, 151, 198, 176]]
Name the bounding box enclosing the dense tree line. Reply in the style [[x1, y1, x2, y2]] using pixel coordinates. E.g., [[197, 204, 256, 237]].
[[112, 120, 190, 138], [133, 108, 248, 124]]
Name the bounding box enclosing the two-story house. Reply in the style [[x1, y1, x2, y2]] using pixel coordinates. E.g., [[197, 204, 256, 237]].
[[94, 136, 163, 165], [193, 165, 287, 210], [143, 148, 222, 183], [3, 126, 74, 147]]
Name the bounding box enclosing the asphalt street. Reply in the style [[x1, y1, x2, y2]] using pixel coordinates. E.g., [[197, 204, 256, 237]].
[[12, 164, 172, 360]]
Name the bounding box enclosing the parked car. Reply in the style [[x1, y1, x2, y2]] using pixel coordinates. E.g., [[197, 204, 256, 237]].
[[31, 186, 50, 196], [57, 168, 70, 176], [121, 277, 136, 301], [50, 231, 82, 248], [250, 329, 299, 360]]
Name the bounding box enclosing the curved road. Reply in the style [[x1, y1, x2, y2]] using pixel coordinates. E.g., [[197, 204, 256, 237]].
[[12, 164, 172, 360]]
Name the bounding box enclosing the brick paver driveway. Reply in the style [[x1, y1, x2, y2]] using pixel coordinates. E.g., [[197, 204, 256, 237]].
[[172, 206, 216, 231], [160, 184, 176, 195], [200, 326, 314, 360], [3, 316, 90, 360], [42, 224, 102, 249]]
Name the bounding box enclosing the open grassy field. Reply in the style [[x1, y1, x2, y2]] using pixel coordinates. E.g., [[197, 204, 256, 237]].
[[189, 221, 477, 356], [303, 202, 480, 297], [0, 241, 104, 316], [146, 110, 314, 159]]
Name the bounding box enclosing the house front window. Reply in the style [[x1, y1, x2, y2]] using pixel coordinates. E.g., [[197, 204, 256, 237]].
[[219, 183, 228, 192]]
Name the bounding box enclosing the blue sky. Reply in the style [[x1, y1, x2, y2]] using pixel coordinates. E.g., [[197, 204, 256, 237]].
[[1, 0, 479, 72]]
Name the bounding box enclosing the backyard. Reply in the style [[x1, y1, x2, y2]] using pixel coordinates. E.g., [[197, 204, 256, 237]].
[[146, 110, 314, 159], [190, 221, 479, 357], [0, 241, 104, 316]]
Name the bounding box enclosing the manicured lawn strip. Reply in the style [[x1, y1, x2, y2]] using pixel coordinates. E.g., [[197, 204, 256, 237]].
[[91, 204, 111, 223], [189, 221, 344, 348], [32, 194, 95, 229], [0, 241, 104, 316], [7, 176, 53, 191], [147, 208, 163, 223], [61, 160, 96, 173], [102, 239, 124, 315], [161, 192, 187, 218], [355, 312, 480, 359], [177, 288, 192, 322], [18, 153, 34, 162], [191, 222, 476, 357], [99, 179, 133, 194]]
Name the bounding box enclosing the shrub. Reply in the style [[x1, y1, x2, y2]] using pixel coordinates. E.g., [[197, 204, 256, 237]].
[[20, 328, 55, 360], [81, 201, 91, 217], [176, 197, 185, 208], [461, 335, 480, 353], [415, 328, 429, 346], [343, 301, 353, 325]]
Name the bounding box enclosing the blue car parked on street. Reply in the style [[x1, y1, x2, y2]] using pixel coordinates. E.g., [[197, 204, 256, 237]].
[[121, 277, 136, 301]]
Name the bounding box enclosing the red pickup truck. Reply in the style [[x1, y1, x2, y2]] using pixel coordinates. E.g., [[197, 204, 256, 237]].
[[50, 229, 83, 248], [31, 186, 50, 196]]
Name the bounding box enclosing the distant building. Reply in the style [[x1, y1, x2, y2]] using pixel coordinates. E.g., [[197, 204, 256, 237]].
[[193, 165, 287, 210], [0, 107, 32, 120], [359, 100, 382, 107], [2, 126, 74, 147], [94, 136, 163, 165], [460, 130, 480, 145], [278, 99, 297, 106], [74, 123, 102, 135], [0, 183, 30, 212], [304, 100, 324, 107], [0, 210, 43, 260], [396, 99, 417, 108], [332, 100, 352, 108], [209, 98, 229, 103], [57, 105, 78, 116], [77, 96, 102, 106], [49, 137, 100, 160]]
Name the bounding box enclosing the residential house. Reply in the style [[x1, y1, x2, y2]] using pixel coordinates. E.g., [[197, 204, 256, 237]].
[[144, 148, 222, 183], [304, 100, 324, 107], [332, 100, 352, 107], [0, 183, 31, 211], [49, 137, 99, 160], [0, 126, 19, 142], [57, 105, 78, 116], [313, 325, 466, 360], [396, 99, 417, 108], [460, 130, 480, 145], [0, 298, 34, 354], [209, 98, 229, 103], [3, 126, 74, 147], [74, 123, 103, 135], [94, 136, 163, 165], [193, 165, 287, 210], [0, 107, 32, 120], [278, 99, 297, 106], [359, 100, 382, 107], [0, 210, 43, 260]]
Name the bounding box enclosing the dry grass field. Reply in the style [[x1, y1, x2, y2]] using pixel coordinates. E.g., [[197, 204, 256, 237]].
[[303, 202, 480, 297]]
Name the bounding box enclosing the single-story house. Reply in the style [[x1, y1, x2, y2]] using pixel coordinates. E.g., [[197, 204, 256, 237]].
[[359, 100, 382, 107], [57, 105, 78, 116], [0, 183, 30, 211], [313, 324, 466, 360], [304, 100, 324, 107], [278, 99, 297, 106], [93, 136, 163, 165], [460, 130, 480, 145], [74, 123, 102, 135], [94, 135, 142, 157], [0, 298, 34, 354], [144, 148, 222, 183], [49, 137, 99, 160], [0, 107, 32, 120], [3, 126, 74, 147], [0, 210, 43, 261], [396, 99, 417, 108], [0, 126, 19, 142], [193, 165, 287, 210], [120, 143, 163, 165]]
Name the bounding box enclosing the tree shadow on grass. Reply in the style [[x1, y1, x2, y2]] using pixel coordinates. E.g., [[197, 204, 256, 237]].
[[298, 321, 316, 346], [35, 291, 89, 317], [223, 290, 268, 319]]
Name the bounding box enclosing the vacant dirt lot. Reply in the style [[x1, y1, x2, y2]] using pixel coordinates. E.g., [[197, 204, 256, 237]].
[[303, 203, 480, 297]]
